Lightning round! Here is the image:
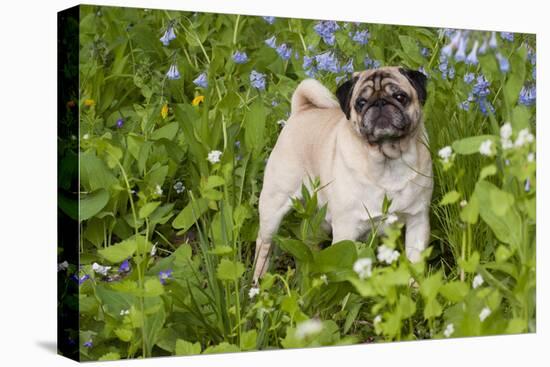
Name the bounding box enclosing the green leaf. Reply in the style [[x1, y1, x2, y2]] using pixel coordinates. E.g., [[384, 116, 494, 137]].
[[244, 98, 266, 157], [202, 342, 240, 354], [440, 281, 469, 302], [276, 237, 313, 263], [143, 300, 166, 355], [98, 237, 137, 263], [139, 201, 161, 219], [452, 135, 496, 155], [458, 251, 480, 273], [172, 198, 209, 230], [114, 328, 133, 342], [175, 339, 201, 356], [98, 352, 121, 361], [240, 330, 258, 351], [312, 240, 357, 274], [439, 190, 461, 206], [423, 297, 443, 319], [460, 195, 479, 224], [144, 278, 165, 297], [216, 259, 245, 281], [503, 45, 527, 108], [151, 122, 179, 140], [420, 271, 442, 300], [208, 245, 234, 256], [80, 189, 110, 221], [479, 164, 497, 181]]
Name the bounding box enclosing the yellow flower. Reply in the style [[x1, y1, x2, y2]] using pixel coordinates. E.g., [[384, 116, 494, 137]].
[[161, 103, 168, 119], [192, 95, 205, 106], [84, 99, 95, 107]]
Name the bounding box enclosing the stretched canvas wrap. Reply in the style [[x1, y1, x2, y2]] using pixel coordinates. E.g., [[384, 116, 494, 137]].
[[57, 4, 536, 362]]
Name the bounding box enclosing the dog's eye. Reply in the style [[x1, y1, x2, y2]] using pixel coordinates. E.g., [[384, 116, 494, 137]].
[[394, 93, 408, 105], [355, 98, 367, 110]]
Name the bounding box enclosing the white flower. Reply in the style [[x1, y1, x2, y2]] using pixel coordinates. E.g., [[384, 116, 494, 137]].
[[459, 200, 468, 208], [515, 128, 534, 148], [373, 315, 382, 325], [173, 181, 185, 194], [155, 184, 163, 196], [151, 244, 157, 256], [443, 323, 455, 338], [207, 150, 222, 164], [320, 274, 328, 284], [500, 122, 512, 140], [353, 258, 373, 279], [502, 139, 514, 150], [472, 274, 484, 289], [83, 133, 90, 140], [276, 119, 287, 127], [119, 309, 130, 316], [92, 262, 111, 276], [385, 213, 398, 225], [248, 286, 260, 299], [527, 153, 535, 162], [377, 245, 400, 265], [438, 146, 453, 162], [296, 319, 323, 339], [479, 139, 493, 156], [57, 261, 69, 272], [479, 307, 491, 321]]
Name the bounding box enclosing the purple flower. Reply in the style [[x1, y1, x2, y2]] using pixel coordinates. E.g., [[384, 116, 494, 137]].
[[83, 340, 93, 348], [276, 43, 292, 61], [500, 32, 514, 42], [478, 38, 489, 55], [418, 66, 428, 77], [478, 99, 495, 116], [232, 51, 249, 64], [160, 24, 176, 46], [341, 59, 354, 74], [116, 118, 124, 128], [441, 31, 462, 58], [454, 37, 467, 62], [119, 259, 130, 273], [464, 72, 475, 84], [262, 16, 275, 24], [519, 85, 536, 106], [459, 100, 470, 111], [421, 47, 430, 57], [351, 30, 370, 45], [250, 70, 266, 90], [265, 36, 277, 48], [496, 53, 510, 73], [314, 21, 339, 45], [447, 65, 455, 80], [166, 64, 180, 80], [532, 66, 536, 80], [159, 269, 173, 284], [72, 274, 90, 285], [472, 75, 491, 98], [527, 48, 536, 65], [465, 40, 479, 65], [315, 52, 340, 73], [303, 55, 315, 69], [193, 72, 208, 88], [524, 178, 531, 192]]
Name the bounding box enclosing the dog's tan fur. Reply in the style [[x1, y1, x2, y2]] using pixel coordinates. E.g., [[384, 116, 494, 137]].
[[253, 67, 433, 282]]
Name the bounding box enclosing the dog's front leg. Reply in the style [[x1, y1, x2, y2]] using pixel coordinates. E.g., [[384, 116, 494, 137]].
[[404, 209, 430, 262]]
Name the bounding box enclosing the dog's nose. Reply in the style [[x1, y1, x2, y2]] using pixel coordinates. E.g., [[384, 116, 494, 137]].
[[373, 99, 387, 108]]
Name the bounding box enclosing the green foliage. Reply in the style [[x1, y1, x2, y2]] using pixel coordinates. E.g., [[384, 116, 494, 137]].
[[70, 5, 536, 361]]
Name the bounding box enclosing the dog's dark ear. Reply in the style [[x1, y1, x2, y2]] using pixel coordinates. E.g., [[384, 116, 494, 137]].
[[399, 68, 428, 105], [335, 77, 358, 120]]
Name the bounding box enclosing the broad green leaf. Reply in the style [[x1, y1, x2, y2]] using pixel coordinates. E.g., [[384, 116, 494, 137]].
[[276, 237, 313, 263], [216, 259, 245, 281], [98, 237, 137, 263], [452, 135, 496, 155], [440, 281, 469, 302], [172, 198, 209, 230], [460, 195, 479, 224], [312, 240, 357, 273], [139, 201, 161, 219], [479, 164, 497, 181], [244, 98, 266, 157], [144, 278, 165, 297], [98, 352, 121, 361], [240, 330, 257, 351], [114, 328, 133, 342], [175, 339, 201, 356], [420, 271, 442, 300], [439, 190, 461, 206], [151, 122, 179, 140], [424, 298, 443, 319], [458, 251, 480, 273], [80, 189, 110, 221], [202, 342, 240, 354], [208, 245, 234, 256]]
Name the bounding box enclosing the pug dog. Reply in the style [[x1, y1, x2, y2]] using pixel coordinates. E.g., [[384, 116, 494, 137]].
[[253, 67, 433, 282]]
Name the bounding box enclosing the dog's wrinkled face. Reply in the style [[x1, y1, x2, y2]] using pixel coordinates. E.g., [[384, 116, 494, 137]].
[[336, 66, 427, 147]]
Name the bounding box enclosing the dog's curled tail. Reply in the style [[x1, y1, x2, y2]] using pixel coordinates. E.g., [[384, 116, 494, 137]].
[[291, 79, 339, 115]]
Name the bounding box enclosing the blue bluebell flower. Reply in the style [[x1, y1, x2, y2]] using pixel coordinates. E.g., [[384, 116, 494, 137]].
[[464, 72, 475, 84], [441, 31, 462, 58], [193, 72, 208, 88], [271, 100, 279, 107], [160, 24, 176, 46], [418, 66, 428, 78], [166, 64, 180, 80], [421, 47, 430, 57], [532, 66, 536, 80], [265, 36, 277, 48], [524, 178, 531, 192], [519, 85, 536, 106], [119, 259, 130, 273], [303, 55, 315, 69], [263, 16, 276, 24], [478, 38, 489, 55], [72, 274, 90, 285], [447, 65, 455, 80], [159, 269, 173, 285], [454, 37, 467, 62], [496, 53, 510, 73], [315, 52, 340, 73], [500, 32, 514, 42], [232, 51, 249, 64], [83, 340, 93, 348], [250, 70, 267, 90], [478, 99, 495, 116], [314, 21, 339, 45], [489, 31, 497, 49], [116, 118, 124, 128], [459, 100, 470, 111], [465, 40, 479, 65], [472, 75, 491, 98], [528, 47, 536, 65], [294, 51, 300, 60], [351, 29, 370, 45], [305, 68, 317, 78], [276, 43, 292, 61], [341, 59, 354, 74]]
